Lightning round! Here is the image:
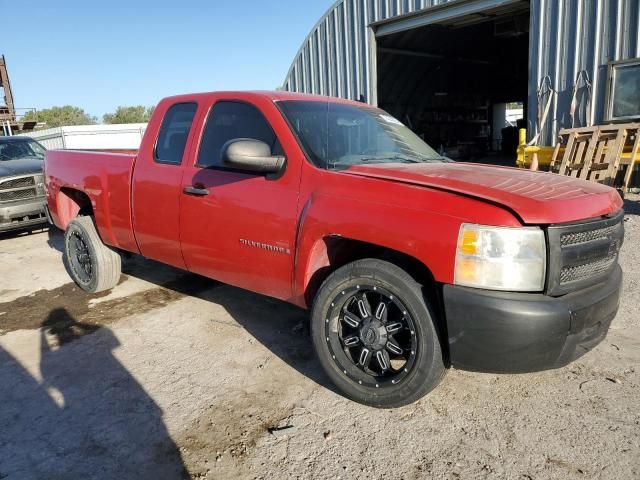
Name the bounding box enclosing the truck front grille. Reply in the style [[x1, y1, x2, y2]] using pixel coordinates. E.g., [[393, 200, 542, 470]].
[[560, 254, 618, 284], [560, 224, 619, 246], [0, 188, 38, 202], [0, 175, 41, 203], [0, 177, 35, 189], [547, 210, 624, 295]]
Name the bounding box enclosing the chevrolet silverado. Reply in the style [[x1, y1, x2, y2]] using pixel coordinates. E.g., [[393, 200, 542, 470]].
[[44, 91, 624, 407]]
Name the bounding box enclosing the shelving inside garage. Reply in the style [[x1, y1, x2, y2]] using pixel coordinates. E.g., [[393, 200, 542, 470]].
[[375, 4, 530, 162]]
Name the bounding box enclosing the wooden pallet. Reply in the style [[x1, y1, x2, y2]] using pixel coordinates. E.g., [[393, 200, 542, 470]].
[[549, 123, 640, 191]]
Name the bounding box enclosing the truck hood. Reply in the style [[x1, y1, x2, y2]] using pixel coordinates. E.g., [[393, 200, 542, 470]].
[[344, 162, 623, 224], [0, 158, 44, 178]]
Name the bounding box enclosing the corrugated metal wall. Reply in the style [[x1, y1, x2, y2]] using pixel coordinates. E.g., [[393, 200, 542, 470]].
[[283, 0, 640, 146], [531, 0, 640, 145], [283, 0, 454, 103]]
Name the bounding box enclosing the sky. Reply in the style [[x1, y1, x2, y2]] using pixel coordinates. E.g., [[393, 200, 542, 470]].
[[2, 0, 331, 120]]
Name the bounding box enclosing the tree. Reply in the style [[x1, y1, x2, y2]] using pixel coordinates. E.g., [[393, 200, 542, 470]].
[[103, 106, 155, 124], [22, 106, 97, 128]]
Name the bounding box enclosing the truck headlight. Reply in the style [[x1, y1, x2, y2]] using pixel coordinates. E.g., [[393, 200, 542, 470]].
[[35, 174, 45, 195], [454, 224, 546, 292]]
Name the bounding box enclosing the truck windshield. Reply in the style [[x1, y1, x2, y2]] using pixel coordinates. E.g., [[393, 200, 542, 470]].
[[0, 140, 46, 161], [278, 100, 444, 169]]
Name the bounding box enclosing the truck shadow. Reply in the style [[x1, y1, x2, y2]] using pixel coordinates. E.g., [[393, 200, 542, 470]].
[[46, 224, 64, 251], [122, 256, 340, 396], [0, 308, 188, 479], [0, 225, 49, 242], [623, 196, 640, 216]]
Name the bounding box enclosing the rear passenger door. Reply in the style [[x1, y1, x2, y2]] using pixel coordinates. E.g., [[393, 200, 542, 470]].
[[179, 98, 299, 300], [132, 101, 198, 268]]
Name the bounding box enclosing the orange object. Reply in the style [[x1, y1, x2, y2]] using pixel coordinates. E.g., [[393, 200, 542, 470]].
[[530, 152, 539, 171]]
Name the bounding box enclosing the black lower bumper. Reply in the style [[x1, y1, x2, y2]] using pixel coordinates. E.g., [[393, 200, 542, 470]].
[[443, 265, 622, 373]]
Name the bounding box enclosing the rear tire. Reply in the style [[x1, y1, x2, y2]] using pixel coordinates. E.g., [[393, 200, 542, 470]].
[[311, 258, 445, 408], [64, 216, 121, 293]]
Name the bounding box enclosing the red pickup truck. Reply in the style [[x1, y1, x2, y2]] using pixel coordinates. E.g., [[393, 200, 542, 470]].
[[45, 91, 624, 408]]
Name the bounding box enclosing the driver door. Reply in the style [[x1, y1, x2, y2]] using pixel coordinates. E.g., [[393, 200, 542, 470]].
[[179, 98, 299, 300]]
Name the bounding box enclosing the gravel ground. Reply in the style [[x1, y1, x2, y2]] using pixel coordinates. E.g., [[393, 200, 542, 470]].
[[0, 195, 639, 480]]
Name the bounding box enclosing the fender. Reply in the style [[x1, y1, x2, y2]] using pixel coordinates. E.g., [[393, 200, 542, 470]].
[[293, 187, 521, 307], [45, 150, 139, 253]]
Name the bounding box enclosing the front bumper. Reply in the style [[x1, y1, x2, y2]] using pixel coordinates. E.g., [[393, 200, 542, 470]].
[[0, 198, 48, 232], [443, 265, 622, 373]]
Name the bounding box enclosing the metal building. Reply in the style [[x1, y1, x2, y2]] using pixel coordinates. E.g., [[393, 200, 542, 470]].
[[283, 0, 640, 159]]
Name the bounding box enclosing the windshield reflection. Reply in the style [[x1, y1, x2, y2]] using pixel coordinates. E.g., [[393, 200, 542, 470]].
[[279, 100, 444, 169], [0, 140, 46, 161]]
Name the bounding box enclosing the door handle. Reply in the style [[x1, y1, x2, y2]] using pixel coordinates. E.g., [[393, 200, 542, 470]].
[[183, 186, 209, 196]]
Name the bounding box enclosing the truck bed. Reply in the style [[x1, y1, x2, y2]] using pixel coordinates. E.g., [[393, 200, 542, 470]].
[[45, 149, 139, 252]]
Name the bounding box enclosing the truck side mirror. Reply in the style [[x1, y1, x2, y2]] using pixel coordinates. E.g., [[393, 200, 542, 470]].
[[221, 138, 285, 174]]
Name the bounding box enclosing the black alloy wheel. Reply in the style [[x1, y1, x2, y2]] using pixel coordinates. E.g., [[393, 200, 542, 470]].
[[311, 258, 446, 408], [325, 285, 418, 388], [63, 216, 121, 293], [68, 230, 93, 285]]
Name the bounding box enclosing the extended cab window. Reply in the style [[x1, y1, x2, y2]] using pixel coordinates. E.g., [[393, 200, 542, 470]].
[[155, 102, 197, 164], [197, 101, 283, 169]]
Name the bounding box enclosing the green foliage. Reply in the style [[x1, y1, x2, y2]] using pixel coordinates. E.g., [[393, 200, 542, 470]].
[[22, 106, 97, 128], [103, 106, 155, 124]]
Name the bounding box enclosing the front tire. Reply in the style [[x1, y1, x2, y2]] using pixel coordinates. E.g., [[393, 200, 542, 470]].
[[64, 216, 121, 293], [311, 259, 445, 408]]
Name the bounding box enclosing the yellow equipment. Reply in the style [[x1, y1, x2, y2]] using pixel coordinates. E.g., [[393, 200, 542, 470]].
[[517, 128, 639, 179]]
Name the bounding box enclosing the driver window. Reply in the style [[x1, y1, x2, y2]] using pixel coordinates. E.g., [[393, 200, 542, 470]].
[[197, 101, 283, 168]]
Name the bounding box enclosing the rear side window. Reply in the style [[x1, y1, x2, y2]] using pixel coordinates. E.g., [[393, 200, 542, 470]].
[[154, 102, 197, 164], [197, 101, 282, 169]]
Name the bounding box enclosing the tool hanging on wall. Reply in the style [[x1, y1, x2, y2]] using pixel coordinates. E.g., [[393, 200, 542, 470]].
[[569, 70, 592, 128], [528, 76, 556, 171]]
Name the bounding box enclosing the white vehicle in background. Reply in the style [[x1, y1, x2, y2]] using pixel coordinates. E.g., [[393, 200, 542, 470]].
[[17, 123, 147, 151]]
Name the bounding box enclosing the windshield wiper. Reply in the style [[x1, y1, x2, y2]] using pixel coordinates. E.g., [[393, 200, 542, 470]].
[[358, 154, 424, 164], [329, 153, 444, 169], [393, 154, 450, 163]]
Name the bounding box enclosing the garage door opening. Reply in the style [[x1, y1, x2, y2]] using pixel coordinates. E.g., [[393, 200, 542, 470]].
[[375, 4, 530, 164]]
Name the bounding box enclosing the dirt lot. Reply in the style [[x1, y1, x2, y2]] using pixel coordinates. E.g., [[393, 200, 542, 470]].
[[1, 196, 639, 480]]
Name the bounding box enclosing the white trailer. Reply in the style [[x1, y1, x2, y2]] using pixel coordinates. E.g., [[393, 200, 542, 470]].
[[17, 123, 147, 150]]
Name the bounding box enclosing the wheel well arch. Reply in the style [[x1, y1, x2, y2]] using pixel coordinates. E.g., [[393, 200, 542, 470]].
[[302, 235, 449, 364], [303, 236, 438, 307], [56, 187, 94, 229]]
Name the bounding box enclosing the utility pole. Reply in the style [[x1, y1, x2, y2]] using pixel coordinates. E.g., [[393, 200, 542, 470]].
[[0, 55, 36, 133], [0, 55, 17, 129]]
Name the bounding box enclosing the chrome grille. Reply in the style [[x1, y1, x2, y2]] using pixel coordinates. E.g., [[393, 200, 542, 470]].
[[0, 175, 41, 203], [0, 188, 38, 202], [0, 177, 35, 189], [547, 210, 624, 295]]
